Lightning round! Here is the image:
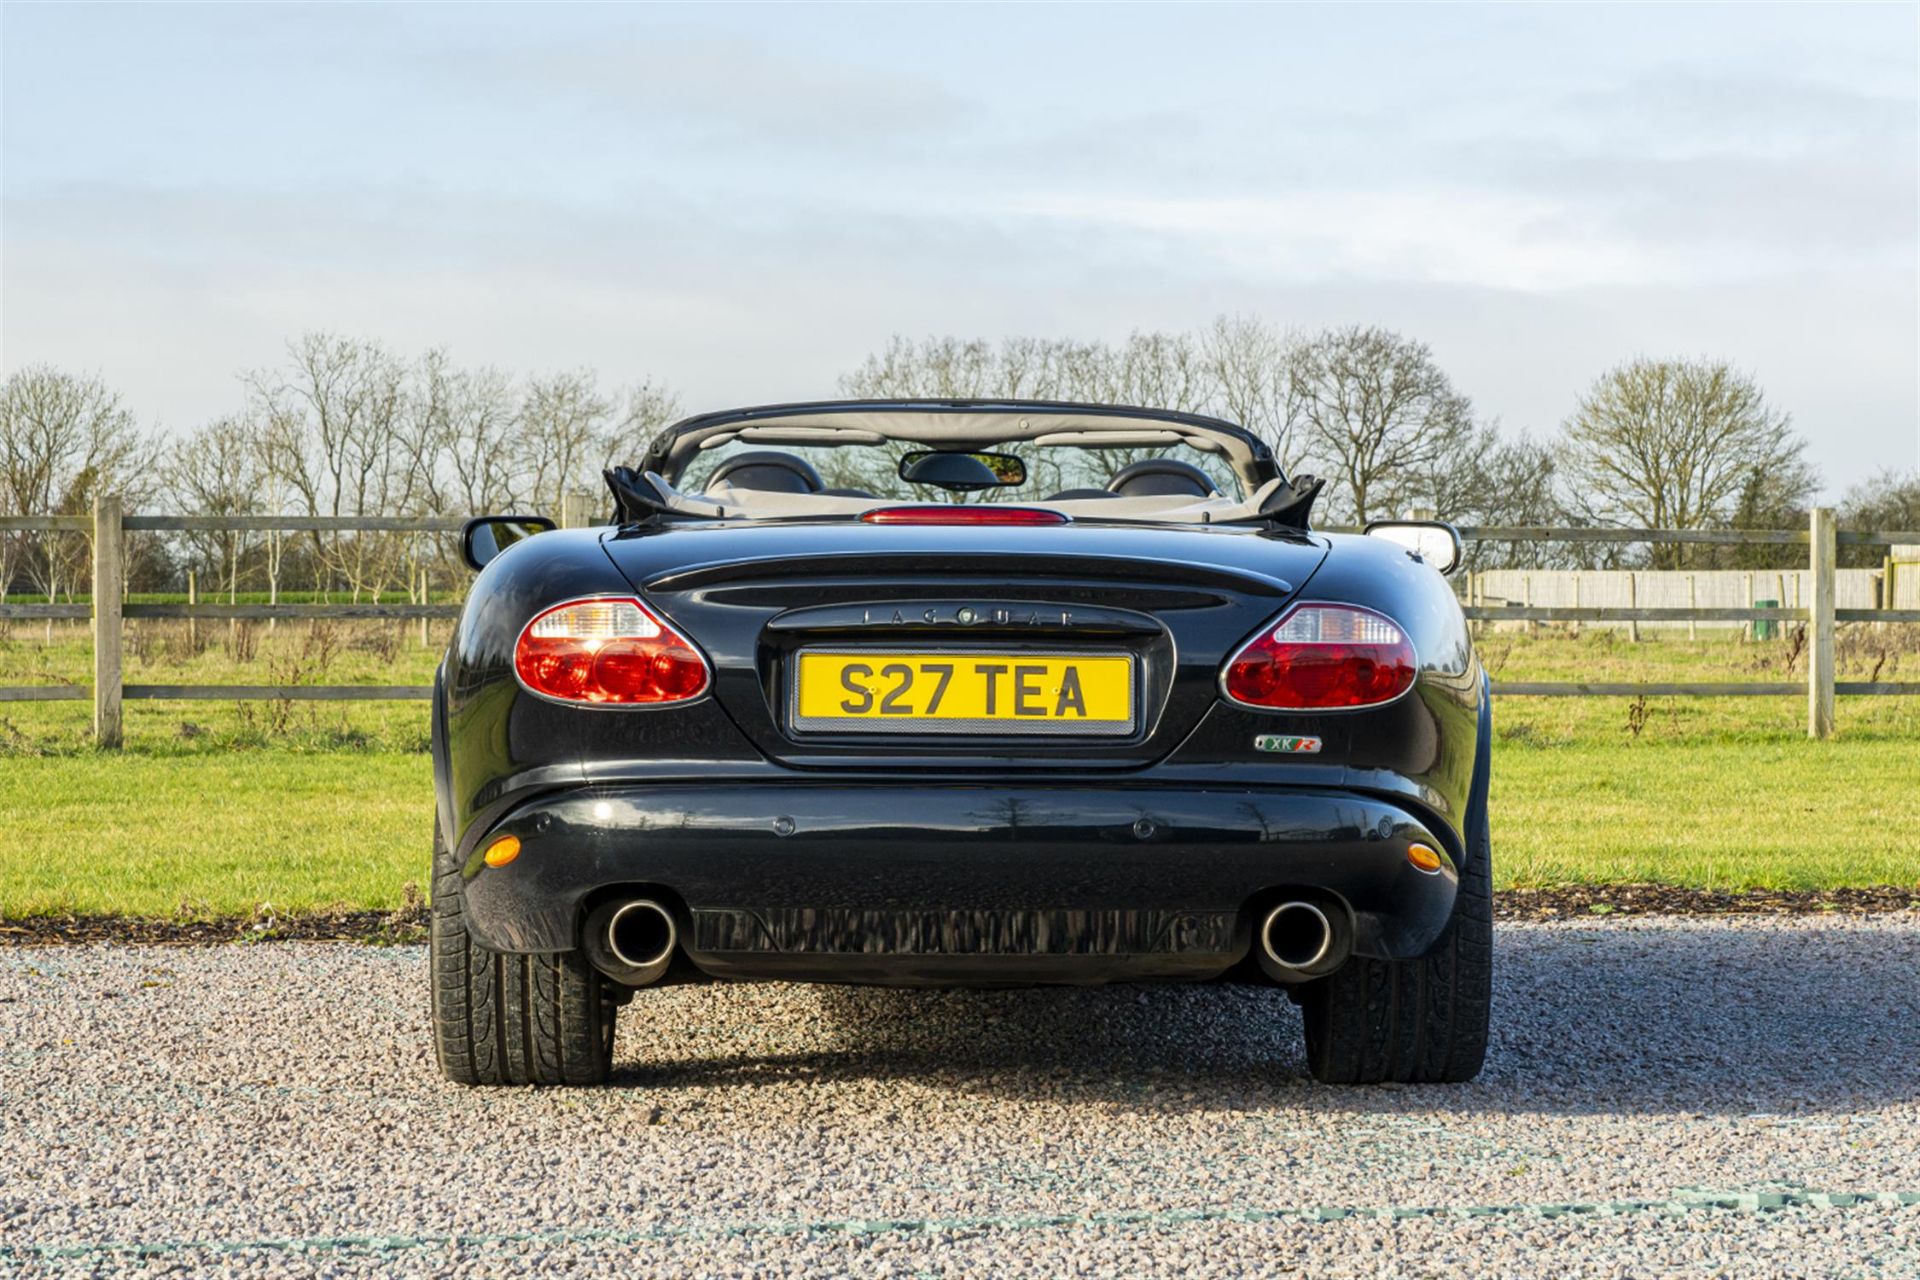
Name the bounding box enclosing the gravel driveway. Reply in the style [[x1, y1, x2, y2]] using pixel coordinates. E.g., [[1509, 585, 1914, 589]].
[[3, 917, 1916, 1278]]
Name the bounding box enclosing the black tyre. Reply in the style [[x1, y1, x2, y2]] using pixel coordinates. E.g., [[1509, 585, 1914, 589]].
[[1299, 710, 1493, 1085], [430, 826, 616, 1086]]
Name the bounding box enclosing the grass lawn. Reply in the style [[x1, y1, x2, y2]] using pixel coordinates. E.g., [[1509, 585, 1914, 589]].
[[0, 625, 1915, 917], [1494, 738, 1918, 889], [2, 731, 1914, 919], [0, 753, 432, 916]]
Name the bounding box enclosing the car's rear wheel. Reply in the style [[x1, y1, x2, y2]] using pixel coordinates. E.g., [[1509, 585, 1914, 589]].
[[1298, 717, 1493, 1085], [430, 825, 616, 1086]]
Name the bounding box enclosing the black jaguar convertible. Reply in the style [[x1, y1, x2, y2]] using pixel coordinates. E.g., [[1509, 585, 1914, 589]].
[[431, 401, 1491, 1086]]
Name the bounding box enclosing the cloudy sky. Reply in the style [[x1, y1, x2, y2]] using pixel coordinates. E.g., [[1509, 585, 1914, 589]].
[[4, 3, 1915, 493]]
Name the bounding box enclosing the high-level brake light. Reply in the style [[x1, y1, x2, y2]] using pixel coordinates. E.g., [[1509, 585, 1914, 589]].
[[859, 506, 1070, 526]]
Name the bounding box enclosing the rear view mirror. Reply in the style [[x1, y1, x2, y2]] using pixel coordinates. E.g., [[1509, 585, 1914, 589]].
[[462, 516, 557, 571], [898, 450, 1027, 492], [1365, 520, 1462, 575]]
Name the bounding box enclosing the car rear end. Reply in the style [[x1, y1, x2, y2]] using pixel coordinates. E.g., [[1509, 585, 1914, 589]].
[[435, 518, 1484, 992]]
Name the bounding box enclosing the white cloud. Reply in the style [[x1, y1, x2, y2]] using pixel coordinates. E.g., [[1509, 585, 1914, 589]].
[[999, 189, 1683, 293], [2, 4, 1915, 491]]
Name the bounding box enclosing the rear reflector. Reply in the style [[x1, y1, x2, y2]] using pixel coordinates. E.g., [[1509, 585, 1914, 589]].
[[514, 596, 710, 705], [859, 506, 1069, 526], [1222, 603, 1417, 710]]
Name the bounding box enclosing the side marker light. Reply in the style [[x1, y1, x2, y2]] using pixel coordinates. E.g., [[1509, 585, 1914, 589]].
[[483, 835, 522, 868], [1407, 843, 1444, 874]]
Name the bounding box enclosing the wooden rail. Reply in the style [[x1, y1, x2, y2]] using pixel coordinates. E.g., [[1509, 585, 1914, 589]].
[[123, 515, 468, 533], [1456, 524, 1920, 546], [0, 515, 90, 532], [1, 500, 1916, 743], [1457, 525, 1810, 545], [0, 496, 611, 742], [0, 685, 89, 702], [0, 502, 499, 745], [1491, 682, 1806, 697], [1465, 606, 1807, 622], [0, 604, 91, 620], [122, 604, 462, 620], [121, 685, 436, 701], [1461, 509, 1911, 737]]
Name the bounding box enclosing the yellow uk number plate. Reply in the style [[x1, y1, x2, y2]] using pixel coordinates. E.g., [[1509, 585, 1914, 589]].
[[791, 651, 1135, 736]]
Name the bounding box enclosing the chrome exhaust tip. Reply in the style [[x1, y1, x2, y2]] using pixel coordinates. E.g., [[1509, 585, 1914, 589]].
[[608, 900, 676, 970], [1256, 899, 1349, 983], [1261, 901, 1332, 969], [583, 898, 678, 987]]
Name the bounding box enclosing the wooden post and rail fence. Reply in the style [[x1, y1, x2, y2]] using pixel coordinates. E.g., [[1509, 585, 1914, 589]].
[[1447, 511, 1920, 740], [1, 500, 1916, 746]]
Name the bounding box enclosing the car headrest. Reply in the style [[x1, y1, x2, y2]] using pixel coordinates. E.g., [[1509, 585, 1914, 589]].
[[705, 450, 825, 494], [1106, 459, 1220, 499]]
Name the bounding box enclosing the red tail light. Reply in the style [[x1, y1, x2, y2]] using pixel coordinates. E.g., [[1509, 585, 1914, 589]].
[[859, 506, 1069, 526], [1223, 603, 1417, 710], [514, 597, 709, 705]]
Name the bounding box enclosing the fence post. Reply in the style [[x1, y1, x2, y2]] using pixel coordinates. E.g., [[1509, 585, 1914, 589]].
[[1627, 574, 1639, 643], [1808, 507, 1836, 741], [186, 569, 198, 649], [561, 491, 596, 530], [92, 494, 124, 749]]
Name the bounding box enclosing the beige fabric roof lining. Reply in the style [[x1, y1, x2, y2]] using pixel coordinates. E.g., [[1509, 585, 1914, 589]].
[[652, 470, 1287, 526]]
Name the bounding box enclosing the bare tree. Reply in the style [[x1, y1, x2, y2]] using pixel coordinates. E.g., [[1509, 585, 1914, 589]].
[[509, 371, 681, 519], [842, 334, 1142, 405], [161, 415, 267, 602], [996, 335, 1083, 400], [409, 350, 520, 512], [837, 336, 1050, 494], [249, 334, 412, 600], [1559, 357, 1813, 568], [1287, 326, 1479, 525], [0, 367, 153, 621], [841, 336, 1003, 400], [838, 331, 1245, 494], [1067, 331, 1216, 486], [614, 380, 682, 462], [1431, 433, 1571, 570], [1839, 469, 1920, 568], [2, 341, 692, 611], [1103, 330, 1208, 411], [515, 370, 614, 517], [1199, 315, 1304, 471]]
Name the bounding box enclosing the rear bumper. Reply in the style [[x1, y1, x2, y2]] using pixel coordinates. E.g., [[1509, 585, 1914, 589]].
[[459, 784, 1460, 984]]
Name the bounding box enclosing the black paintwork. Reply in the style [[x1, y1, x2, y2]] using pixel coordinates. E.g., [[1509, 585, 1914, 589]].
[[461, 783, 1459, 983], [434, 500, 1487, 986]]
